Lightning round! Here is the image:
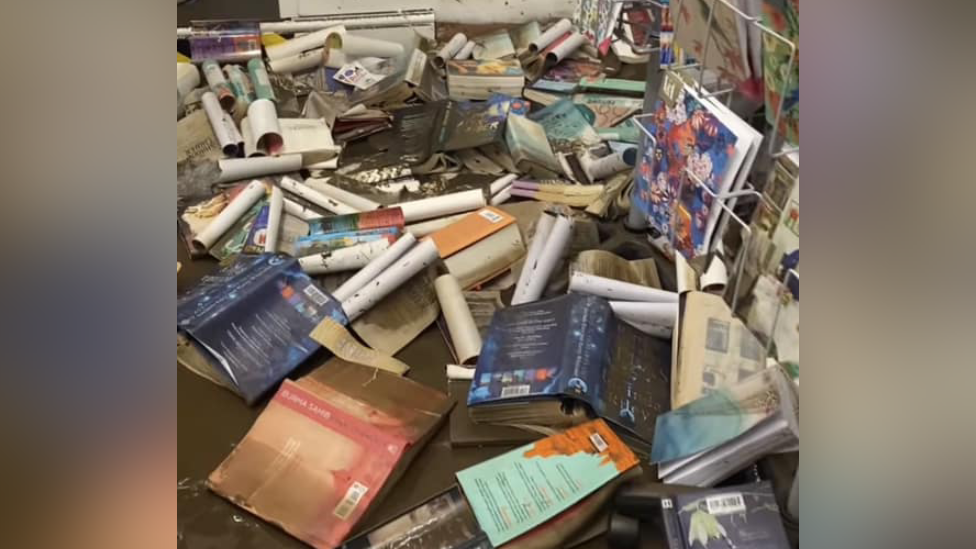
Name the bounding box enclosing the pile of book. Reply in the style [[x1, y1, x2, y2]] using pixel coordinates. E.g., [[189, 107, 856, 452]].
[[176, 2, 800, 547]]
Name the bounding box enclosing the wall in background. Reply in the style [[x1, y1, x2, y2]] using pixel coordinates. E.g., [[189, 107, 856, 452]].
[[280, 0, 575, 24]]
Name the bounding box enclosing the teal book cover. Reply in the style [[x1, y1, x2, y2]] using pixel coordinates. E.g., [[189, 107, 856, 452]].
[[456, 419, 639, 546]]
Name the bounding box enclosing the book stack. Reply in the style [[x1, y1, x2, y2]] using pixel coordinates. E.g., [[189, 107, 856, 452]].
[[446, 59, 525, 100]]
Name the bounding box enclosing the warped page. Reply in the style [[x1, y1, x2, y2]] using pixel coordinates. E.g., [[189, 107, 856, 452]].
[[351, 267, 439, 356], [310, 317, 409, 375]]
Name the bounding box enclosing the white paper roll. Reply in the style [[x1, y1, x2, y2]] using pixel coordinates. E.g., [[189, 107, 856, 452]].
[[512, 215, 573, 305], [434, 33, 467, 68], [675, 253, 698, 293], [512, 213, 556, 305], [201, 60, 236, 110], [490, 187, 513, 206], [545, 32, 587, 64], [454, 40, 476, 60], [298, 239, 391, 275], [222, 112, 244, 153], [332, 233, 418, 302], [582, 148, 638, 181], [217, 155, 303, 183], [489, 173, 519, 196], [609, 301, 678, 328], [192, 180, 266, 252], [177, 63, 200, 99], [304, 178, 381, 211], [279, 176, 359, 215], [621, 318, 674, 339], [435, 274, 483, 364], [394, 189, 486, 223], [265, 25, 346, 61], [569, 272, 679, 303], [700, 255, 729, 290], [341, 239, 440, 322], [264, 186, 284, 253], [529, 18, 572, 54], [447, 364, 476, 381], [247, 99, 283, 155], [201, 92, 239, 157], [404, 213, 469, 238], [269, 48, 327, 74], [340, 34, 405, 58], [283, 197, 324, 221]]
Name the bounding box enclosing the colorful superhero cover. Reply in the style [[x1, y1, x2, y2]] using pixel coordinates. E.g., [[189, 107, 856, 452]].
[[633, 72, 741, 258], [762, 0, 799, 145]]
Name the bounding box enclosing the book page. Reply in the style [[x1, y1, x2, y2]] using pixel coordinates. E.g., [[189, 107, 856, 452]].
[[310, 317, 410, 375], [351, 267, 439, 356], [574, 250, 662, 289]]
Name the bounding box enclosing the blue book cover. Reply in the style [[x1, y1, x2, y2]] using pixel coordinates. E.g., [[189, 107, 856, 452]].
[[663, 482, 790, 549], [467, 294, 670, 447], [177, 254, 346, 404]]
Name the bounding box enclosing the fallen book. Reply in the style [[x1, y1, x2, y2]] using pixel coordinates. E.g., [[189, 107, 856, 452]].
[[446, 59, 525, 101], [456, 419, 640, 547], [467, 293, 672, 454], [176, 253, 346, 404], [208, 359, 453, 549]]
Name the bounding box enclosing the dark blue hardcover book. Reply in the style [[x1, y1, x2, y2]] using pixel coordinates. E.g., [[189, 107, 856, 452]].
[[177, 254, 346, 404], [661, 482, 790, 549], [467, 293, 670, 448]]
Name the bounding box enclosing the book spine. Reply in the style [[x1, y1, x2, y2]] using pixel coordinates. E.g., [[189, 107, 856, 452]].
[[660, 497, 687, 549]]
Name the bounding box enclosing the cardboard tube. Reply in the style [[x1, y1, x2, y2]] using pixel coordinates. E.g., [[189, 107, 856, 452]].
[[394, 189, 486, 223], [511, 215, 573, 305], [217, 155, 303, 183], [305, 178, 381, 211], [341, 239, 440, 322], [511, 213, 556, 304], [529, 18, 572, 54], [569, 272, 679, 303], [435, 274, 483, 364], [434, 33, 467, 68], [265, 25, 346, 61], [264, 186, 284, 253], [280, 176, 359, 215], [192, 180, 266, 252], [332, 233, 417, 302], [298, 239, 391, 275], [201, 92, 239, 156], [201, 60, 235, 110]]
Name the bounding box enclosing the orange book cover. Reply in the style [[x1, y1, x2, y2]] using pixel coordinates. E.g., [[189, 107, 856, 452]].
[[427, 207, 516, 258]]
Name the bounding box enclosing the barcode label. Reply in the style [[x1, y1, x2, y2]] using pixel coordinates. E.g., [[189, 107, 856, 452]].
[[303, 284, 329, 306], [589, 432, 609, 453], [479, 210, 504, 223], [500, 385, 531, 398], [705, 493, 746, 515], [661, 498, 673, 509], [333, 481, 369, 520]]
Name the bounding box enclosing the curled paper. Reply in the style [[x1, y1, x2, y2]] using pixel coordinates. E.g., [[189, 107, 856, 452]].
[[510, 215, 573, 305], [217, 155, 303, 183], [341, 239, 440, 322], [700, 255, 729, 291], [247, 58, 276, 102], [394, 189, 487, 223], [200, 60, 236, 111], [309, 317, 409, 376], [247, 99, 283, 156], [569, 272, 679, 303], [280, 176, 358, 215], [489, 173, 519, 196], [192, 180, 266, 252], [454, 40, 476, 60], [304, 178, 381, 212], [264, 185, 284, 253], [405, 213, 469, 238], [609, 300, 677, 332], [447, 364, 476, 381], [490, 187, 513, 206], [265, 25, 346, 61], [340, 34, 405, 58], [201, 92, 240, 156], [512, 213, 556, 304], [283, 197, 324, 221], [582, 148, 638, 181], [298, 239, 392, 275], [435, 274, 483, 365], [332, 233, 417, 302], [434, 33, 467, 68], [528, 19, 572, 54]]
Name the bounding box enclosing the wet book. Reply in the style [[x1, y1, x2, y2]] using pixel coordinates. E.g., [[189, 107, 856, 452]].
[[176, 253, 346, 404], [467, 293, 672, 454], [208, 359, 453, 549]]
